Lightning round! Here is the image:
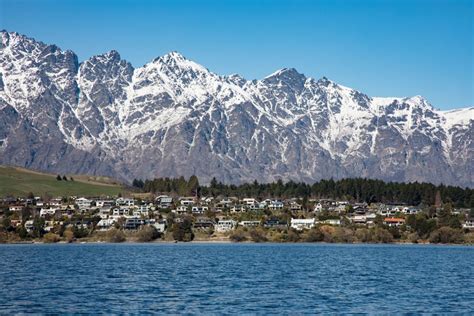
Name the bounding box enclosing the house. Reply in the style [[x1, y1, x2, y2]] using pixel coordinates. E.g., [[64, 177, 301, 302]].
[[172, 205, 189, 215], [8, 205, 24, 212], [191, 206, 208, 214], [216, 220, 237, 232], [152, 220, 167, 233], [43, 221, 56, 232], [351, 215, 368, 224], [112, 207, 129, 217], [239, 220, 260, 228], [134, 204, 150, 215], [290, 202, 302, 211], [462, 218, 474, 230], [351, 213, 377, 225], [97, 218, 116, 231], [268, 200, 284, 210], [95, 200, 115, 208], [116, 197, 135, 207], [320, 219, 341, 226], [402, 207, 421, 215], [379, 208, 398, 217], [49, 198, 63, 207], [40, 208, 58, 217], [98, 208, 112, 219], [201, 197, 214, 205], [264, 219, 288, 229], [384, 217, 405, 227], [230, 205, 246, 213], [242, 198, 257, 206], [180, 197, 195, 206], [314, 203, 323, 212], [123, 217, 145, 230], [217, 198, 233, 208], [156, 196, 173, 209], [75, 197, 92, 210], [290, 218, 316, 230], [24, 220, 34, 232], [193, 218, 215, 230]]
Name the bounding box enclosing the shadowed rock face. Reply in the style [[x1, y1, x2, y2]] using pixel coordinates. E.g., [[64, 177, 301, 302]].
[[0, 31, 472, 186]]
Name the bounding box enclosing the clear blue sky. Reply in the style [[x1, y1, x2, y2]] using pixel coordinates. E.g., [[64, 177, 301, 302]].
[[1, 0, 472, 109]]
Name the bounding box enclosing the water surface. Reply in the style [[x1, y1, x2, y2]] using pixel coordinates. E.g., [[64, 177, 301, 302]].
[[0, 243, 472, 313]]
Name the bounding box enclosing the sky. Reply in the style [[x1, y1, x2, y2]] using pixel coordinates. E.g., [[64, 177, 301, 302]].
[[0, 0, 472, 109]]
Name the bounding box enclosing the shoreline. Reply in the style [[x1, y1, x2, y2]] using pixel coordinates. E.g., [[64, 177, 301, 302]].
[[2, 239, 472, 246]]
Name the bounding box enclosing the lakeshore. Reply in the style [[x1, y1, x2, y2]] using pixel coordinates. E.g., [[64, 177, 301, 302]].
[[1, 177, 473, 245]]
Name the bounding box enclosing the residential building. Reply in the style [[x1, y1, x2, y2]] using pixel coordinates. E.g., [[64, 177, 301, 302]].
[[216, 220, 237, 232], [384, 217, 405, 227], [239, 220, 260, 228], [290, 218, 316, 230]]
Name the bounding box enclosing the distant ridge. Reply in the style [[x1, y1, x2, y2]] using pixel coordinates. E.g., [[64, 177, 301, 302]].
[[0, 31, 472, 187]]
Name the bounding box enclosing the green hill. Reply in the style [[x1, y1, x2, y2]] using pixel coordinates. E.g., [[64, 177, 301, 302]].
[[0, 166, 124, 197]]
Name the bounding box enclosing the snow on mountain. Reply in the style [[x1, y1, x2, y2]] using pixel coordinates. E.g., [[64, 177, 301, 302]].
[[0, 31, 472, 186]]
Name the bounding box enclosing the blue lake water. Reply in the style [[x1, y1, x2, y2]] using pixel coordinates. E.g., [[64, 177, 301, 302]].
[[0, 243, 472, 314]]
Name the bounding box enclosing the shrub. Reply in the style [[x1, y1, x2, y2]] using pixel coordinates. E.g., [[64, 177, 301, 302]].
[[373, 228, 393, 243], [303, 228, 324, 242], [407, 232, 420, 243], [106, 228, 126, 243], [136, 225, 160, 242], [171, 218, 194, 242], [284, 229, 301, 242], [43, 232, 60, 243], [429, 227, 463, 244], [229, 229, 247, 242], [63, 229, 75, 243], [249, 228, 268, 243], [464, 232, 474, 244], [355, 228, 371, 242]]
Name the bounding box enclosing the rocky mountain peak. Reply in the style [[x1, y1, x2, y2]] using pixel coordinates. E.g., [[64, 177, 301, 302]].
[[0, 31, 472, 187]]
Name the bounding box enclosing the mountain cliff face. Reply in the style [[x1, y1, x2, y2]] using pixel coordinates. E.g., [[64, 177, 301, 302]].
[[0, 31, 472, 186]]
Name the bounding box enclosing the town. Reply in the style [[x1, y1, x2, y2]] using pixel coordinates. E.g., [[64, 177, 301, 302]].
[[1, 181, 473, 244]]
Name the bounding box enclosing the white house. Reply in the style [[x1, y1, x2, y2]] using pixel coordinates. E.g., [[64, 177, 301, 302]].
[[75, 197, 92, 210], [314, 203, 323, 212], [290, 202, 302, 211], [242, 198, 257, 206], [320, 219, 341, 226], [230, 205, 246, 213], [239, 221, 260, 228], [463, 218, 474, 230], [172, 205, 189, 215], [40, 208, 57, 217], [97, 218, 116, 231], [24, 220, 34, 232], [216, 220, 237, 232], [153, 220, 167, 233], [116, 197, 135, 207], [96, 200, 115, 208], [290, 218, 316, 230], [269, 200, 284, 210], [180, 197, 195, 206]]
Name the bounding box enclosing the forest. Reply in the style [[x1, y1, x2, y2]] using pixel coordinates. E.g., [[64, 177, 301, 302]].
[[132, 177, 474, 208]]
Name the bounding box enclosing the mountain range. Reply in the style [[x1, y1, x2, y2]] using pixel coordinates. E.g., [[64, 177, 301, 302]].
[[0, 31, 472, 187]]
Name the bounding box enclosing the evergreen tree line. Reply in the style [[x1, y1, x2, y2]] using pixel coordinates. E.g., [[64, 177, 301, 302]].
[[56, 174, 74, 181], [132, 176, 474, 207]]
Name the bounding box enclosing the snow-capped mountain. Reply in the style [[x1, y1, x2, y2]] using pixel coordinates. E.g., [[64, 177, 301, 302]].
[[0, 31, 472, 187]]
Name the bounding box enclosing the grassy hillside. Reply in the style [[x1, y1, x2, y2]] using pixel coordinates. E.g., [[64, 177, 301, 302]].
[[0, 166, 124, 197]]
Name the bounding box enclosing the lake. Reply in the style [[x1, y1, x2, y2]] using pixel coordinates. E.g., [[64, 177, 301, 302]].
[[0, 243, 472, 314]]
